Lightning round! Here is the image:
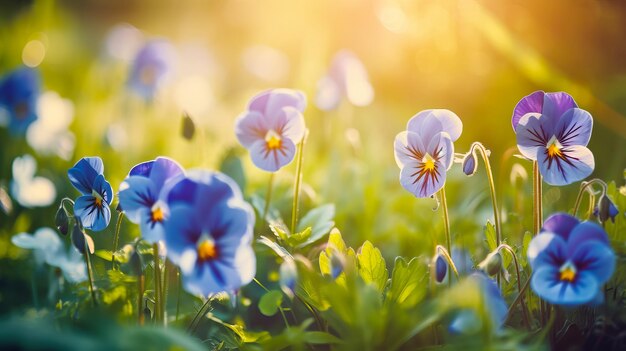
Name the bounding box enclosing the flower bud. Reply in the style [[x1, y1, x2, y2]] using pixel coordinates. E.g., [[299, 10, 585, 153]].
[[55, 205, 70, 235], [435, 254, 447, 283], [595, 195, 619, 224], [129, 248, 143, 276], [71, 223, 94, 255], [330, 254, 344, 279], [479, 252, 502, 276], [462, 152, 477, 176]]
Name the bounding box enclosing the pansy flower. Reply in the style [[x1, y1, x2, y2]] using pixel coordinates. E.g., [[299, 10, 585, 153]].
[[11, 154, 56, 208], [512, 91, 594, 186], [315, 50, 374, 111], [128, 40, 175, 101], [394, 109, 462, 197], [118, 157, 184, 243], [527, 213, 615, 306], [68, 157, 113, 231], [235, 89, 306, 172], [26, 91, 75, 160], [164, 171, 255, 296], [0, 66, 40, 135], [449, 273, 507, 334]]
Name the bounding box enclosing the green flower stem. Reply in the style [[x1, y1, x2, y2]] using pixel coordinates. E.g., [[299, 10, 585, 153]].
[[572, 179, 607, 217], [111, 212, 124, 269], [187, 296, 212, 333], [471, 142, 502, 248], [138, 273, 145, 325], [175, 268, 181, 323], [439, 186, 452, 256], [497, 244, 530, 330], [84, 240, 97, 307], [153, 243, 162, 324], [262, 172, 275, 224], [291, 137, 306, 234], [253, 277, 290, 328], [163, 260, 170, 325], [532, 161, 546, 326]]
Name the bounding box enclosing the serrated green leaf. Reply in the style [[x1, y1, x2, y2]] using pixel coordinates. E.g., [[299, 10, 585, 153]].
[[386, 257, 428, 309], [326, 228, 346, 254], [297, 204, 335, 247], [286, 227, 311, 247], [357, 241, 388, 293], [269, 224, 289, 241], [484, 221, 497, 251], [258, 290, 283, 316]]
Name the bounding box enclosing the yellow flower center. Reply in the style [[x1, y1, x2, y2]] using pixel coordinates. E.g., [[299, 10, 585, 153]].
[[197, 239, 218, 261], [559, 262, 577, 282], [547, 136, 563, 159], [92, 189, 103, 208], [422, 154, 436, 172], [151, 206, 164, 223], [265, 130, 282, 150]]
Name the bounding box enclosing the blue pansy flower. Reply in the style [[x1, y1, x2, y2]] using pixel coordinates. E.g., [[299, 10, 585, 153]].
[[512, 91, 594, 186], [118, 157, 184, 243], [528, 213, 615, 306], [449, 273, 507, 334], [68, 157, 114, 231], [164, 170, 255, 296], [394, 109, 463, 197], [0, 66, 40, 135], [128, 40, 175, 101]]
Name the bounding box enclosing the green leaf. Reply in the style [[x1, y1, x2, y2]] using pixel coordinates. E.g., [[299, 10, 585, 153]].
[[207, 314, 270, 344], [357, 241, 388, 293], [219, 148, 246, 193], [301, 331, 343, 344], [107, 269, 136, 284], [286, 227, 311, 247], [258, 290, 283, 316], [257, 236, 292, 260], [94, 250, 113, 262], [386, 257, 428, 309], [296, 204, 335, 247], [484, 221, 497, 251]]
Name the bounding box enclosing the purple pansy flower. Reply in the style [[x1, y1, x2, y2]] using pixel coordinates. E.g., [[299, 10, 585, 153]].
[[0, 66, 40, 135], [512, 91, 594, 186], [394, 109, 462, 197], [128, 40, 175, 101], [235, 89, 306, 172], [118, 157, 185, 243], [164, 170, 255, 296], [527, 213, 615, 306], [315, 50, 374, 111], [68, 157, 113, 231]]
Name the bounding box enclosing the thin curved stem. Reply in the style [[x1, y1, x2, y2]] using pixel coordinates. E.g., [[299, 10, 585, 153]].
[[84, 241, 97, 307], [153, 243, 162, 324], [187, 296, 212, 333], [291, 139, 306, 234], [175, 268, 181, 323], [572, 179, 607, 217], [262, 172, 275, 224], [497, 244, 530, 330], [138, 273, 145, 325], [111, 212, 124, 269], [435, 245, 460, 281], [472, 142, 501, 248], [439, 186, 452, 256], [254, 278, 290, 328]]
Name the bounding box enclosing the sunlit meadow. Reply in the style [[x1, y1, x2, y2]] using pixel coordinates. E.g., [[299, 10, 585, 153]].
[[1, 1, 626, 350]]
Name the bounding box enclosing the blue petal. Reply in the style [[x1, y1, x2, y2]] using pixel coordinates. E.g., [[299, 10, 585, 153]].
[[537, 144, 594, 186], [541, 213, 579, 240], [164, 205, 202, 262], [542, 92, 577, 121], [93, 174, 114, 205], [449, 310, 480, 334], [570, 241, 615, 285], [167, 171, 240, 208], [204, 202, 254, 256], [531, 266, 598, 306], [183, 259, 241, 296], [249, 137, 296, 172], [554, 108, 593, 147], [74, 195, 111, 231], [512, 90, 544, 130], [399, 160, 446, 198], [67, 157, 104, 194], [118, 176, 157, 223], [527, 233, 566, 270], [149, 157, 185, 190], [129, 160, 154, 177], [514, 113, 550, 160], [566, 221, 609, 252], [139, 207, 166, 243]]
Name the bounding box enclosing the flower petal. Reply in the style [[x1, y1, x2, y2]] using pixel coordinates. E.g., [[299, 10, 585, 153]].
[[571, 241, 615, 285], [164, 205, 202, 260], [74, 195, 111, 231], [537, 144, 594, 186], [249, 138, 296, 172], [566, 221, 610, 253], [129, 160, 154, 177], [68, 157, 104, 194], [118, 176, 156, 223], [541, 213, 579, 240], [543, 92, 577, 121], [139, 208, 166, 243], [531, 266, 598, 306], [527, 232, 566, 270], [512, 90, 544, 130], [427, 132, 454, 170], [394, 131, 427, 168], [399, 160, 446, 198], [315, 75, 341, 111], [93, 174, 114, 205], [277, 107, 305, 143], [235, 110, 268, 148], [149, 157, 185, 190], [406, 110, 444, 142], [249, 89, 307, 117], [555, 108, 593, 147], [514, 112, 550, 160]]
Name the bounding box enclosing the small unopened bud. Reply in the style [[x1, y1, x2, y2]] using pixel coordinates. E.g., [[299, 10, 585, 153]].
[[71, 223, 94, 254], [462, 152, 478, 176], [129, 248, 143, 276], [330, 254, 344, 279], [435, 255, 447, 283], [479, 252, 502, 276], [55, 205, 70, 235], [595, 195, 619, 224], [279, 259, 298, 299]]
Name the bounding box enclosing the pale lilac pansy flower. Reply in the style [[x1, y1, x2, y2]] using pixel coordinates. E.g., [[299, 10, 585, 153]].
[[315, 50, 374, 111]]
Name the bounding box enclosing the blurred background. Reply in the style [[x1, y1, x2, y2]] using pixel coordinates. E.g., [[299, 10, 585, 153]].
[[1, 0, 625, 314]]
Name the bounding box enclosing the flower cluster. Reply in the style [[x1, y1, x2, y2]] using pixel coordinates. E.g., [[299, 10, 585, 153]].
[[528, 213, 615, 306]]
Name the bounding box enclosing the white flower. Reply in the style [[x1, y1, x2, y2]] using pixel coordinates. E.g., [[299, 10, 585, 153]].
[[26, 91, 75, 160], [11, 154, 56, 207]]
